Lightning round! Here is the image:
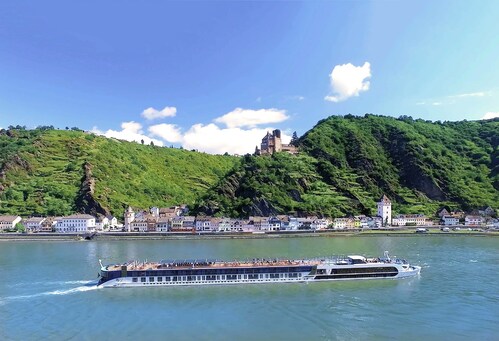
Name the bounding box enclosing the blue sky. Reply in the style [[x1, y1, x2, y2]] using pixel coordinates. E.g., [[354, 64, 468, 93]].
[[1, 1, 498, 154]]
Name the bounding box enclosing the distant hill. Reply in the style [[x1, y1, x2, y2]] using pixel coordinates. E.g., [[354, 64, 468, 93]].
[[1, 115, 497, 219], [0, 128, 237, 217], [195, 115, 498, 217]]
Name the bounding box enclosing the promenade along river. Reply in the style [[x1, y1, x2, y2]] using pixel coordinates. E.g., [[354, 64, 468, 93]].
[[1, 236, 498, 341]]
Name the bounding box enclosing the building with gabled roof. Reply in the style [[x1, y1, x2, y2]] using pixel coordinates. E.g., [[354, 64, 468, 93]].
[[55, 214, 96, 233], [0, 215, 22, 231], [24, 217, 46, 233]]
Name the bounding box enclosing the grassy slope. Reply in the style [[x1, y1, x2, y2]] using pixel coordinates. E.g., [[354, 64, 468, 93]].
[[0, 130, 238, 217], [196, 115, 498, 218], [1, 115, 497, 219]]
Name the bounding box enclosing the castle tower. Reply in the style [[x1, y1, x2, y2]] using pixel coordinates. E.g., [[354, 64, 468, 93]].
[[377, 194, 392, 226], [272, 129, 282, 153], [124, 206, 135, 232]]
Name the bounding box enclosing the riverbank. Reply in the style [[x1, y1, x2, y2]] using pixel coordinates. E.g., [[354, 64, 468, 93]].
[[1, 228, 497, 241]]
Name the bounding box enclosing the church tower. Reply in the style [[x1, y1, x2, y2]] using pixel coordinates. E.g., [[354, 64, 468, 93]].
[[377, 194, 392, 226], [124, 206, 135, 232]]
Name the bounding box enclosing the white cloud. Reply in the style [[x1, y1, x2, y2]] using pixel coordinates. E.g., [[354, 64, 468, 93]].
[[93, 106, 292, 155], [141, 106, 177, 120], [214, 108, 289, 128], [325, 62, 371, 102], [181, 124, 290, 155], [432, 102, 442, 106], [92, 121, 163, 146], [286, 95, 305, 102], [482, 112, 499, 120], [448, 92, 486, 98], [148, 123, 183, 143]]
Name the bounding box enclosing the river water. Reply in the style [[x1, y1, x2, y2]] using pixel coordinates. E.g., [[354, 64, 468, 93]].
[[1, 236, 498, 340]]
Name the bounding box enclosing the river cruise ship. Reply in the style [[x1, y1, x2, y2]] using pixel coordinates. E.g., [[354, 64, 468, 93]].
[[97, 252, 420, 287]]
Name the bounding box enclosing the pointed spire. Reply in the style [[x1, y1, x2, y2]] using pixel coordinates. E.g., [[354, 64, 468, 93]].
[[379, 194, 391, 203]]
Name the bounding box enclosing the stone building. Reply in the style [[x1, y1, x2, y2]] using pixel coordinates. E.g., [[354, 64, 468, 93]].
[[256, 129, 298, 155]]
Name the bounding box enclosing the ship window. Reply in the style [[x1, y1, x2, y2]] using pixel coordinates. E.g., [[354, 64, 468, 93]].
[[165, 277, 171, 281], [227, 275, 237, 280], [132, 278, 138, 282], [157, 277, 162, 282], [172, 276, 178, 282], [149, 277, 154, 282], [270, 274, 279, 279], [248, 274, 258, 280], [141, 277, 146, 282]]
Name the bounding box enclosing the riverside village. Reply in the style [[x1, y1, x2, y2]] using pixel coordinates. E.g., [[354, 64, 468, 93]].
[[0, 194, 498, 236], [1, 130, 498, 236]]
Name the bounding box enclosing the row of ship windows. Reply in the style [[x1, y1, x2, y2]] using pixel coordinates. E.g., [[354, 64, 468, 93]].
[[108, 266, 313, 278], [131, 273, 303, 283]]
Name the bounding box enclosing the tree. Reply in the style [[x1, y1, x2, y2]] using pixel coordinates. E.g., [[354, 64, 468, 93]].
[[141, 139, 144, 145], [15, 222, 26, 233], [150, 141, 154, 147], [290, 131, 299, 146]]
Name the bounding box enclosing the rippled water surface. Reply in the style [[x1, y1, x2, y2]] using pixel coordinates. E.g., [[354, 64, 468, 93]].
[[1, 236, 498, 340]]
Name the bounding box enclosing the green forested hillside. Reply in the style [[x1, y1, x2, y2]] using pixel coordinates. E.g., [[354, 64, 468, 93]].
[[0, 128, 238, 217], [1, 115, 497, 219], [196, 115, 498, 217]]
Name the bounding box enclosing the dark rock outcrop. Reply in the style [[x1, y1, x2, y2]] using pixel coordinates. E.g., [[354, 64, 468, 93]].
[[75, 162, 110, 216]]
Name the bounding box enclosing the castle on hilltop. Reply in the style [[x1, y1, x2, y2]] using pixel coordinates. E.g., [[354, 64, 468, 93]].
[[255, 129, 298, 155]]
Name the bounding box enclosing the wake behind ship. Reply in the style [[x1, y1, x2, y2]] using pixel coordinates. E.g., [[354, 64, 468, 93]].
[[97, 252, 420, 287]]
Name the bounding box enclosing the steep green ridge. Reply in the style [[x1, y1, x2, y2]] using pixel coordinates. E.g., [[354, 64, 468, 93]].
[[0, 129, 238, 217], [1, 115, 497, 219], [196, 115, 498, 217]]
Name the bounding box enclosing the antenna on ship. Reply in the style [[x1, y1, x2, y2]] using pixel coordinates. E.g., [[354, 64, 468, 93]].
[[384, 251, 391, 262]]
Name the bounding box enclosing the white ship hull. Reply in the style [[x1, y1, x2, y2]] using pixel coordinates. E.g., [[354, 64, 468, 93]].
[[99, 263, 421, 288]]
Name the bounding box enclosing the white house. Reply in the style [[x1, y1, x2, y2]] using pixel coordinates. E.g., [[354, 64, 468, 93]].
[[24, 217, 46, 232], [0, 215, 22, 232], [150, 207, 160, 217], [195, 216, 213, 232], [286, 217, 301, 230], [55, 214, 96, 233], [95, 217, 109, 231], [442, 216, 460, 226], [355, 215, 369, 229], [333, 218, 355, 229], [218, 218, 243, 232], [267, 217, 282, 231], [130, 218, 148, 232], [311, 218, 330, 230], [156, 217, 170, 232], [106, 215, 117, 227], [392, 214, 428, 227], [465, 215, 484, 226]]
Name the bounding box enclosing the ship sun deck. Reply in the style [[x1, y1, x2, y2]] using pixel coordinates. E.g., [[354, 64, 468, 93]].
[[105, 255, 402, 272], [107, 259, 318, 271]]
